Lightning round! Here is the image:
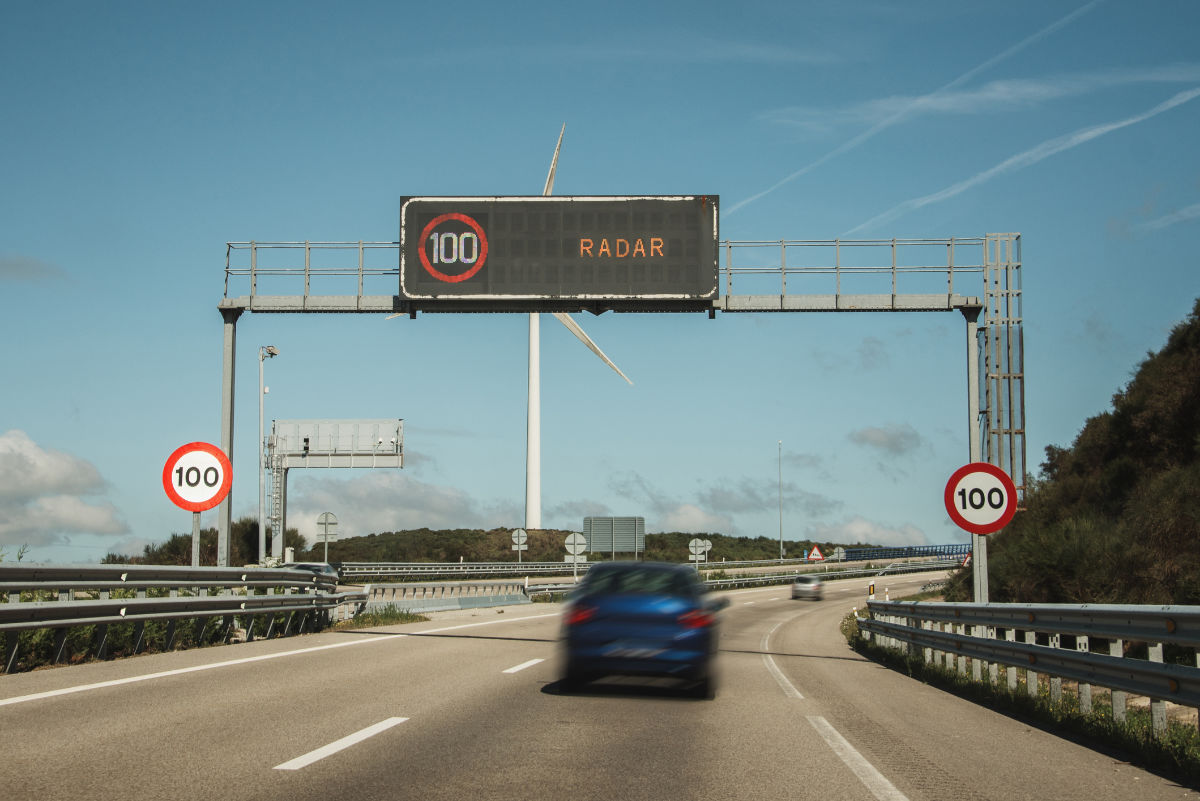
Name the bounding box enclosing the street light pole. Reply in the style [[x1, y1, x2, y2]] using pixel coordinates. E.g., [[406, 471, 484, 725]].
[[258, 345, 279, 564], [778, 440, 783, 562]]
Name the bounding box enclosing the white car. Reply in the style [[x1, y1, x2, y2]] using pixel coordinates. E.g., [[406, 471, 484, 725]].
[[791, 575, 823, 601]]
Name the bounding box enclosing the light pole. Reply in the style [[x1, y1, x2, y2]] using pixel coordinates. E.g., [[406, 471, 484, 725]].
[[778, 440, 784, 562], [258, 345, 279, 564]]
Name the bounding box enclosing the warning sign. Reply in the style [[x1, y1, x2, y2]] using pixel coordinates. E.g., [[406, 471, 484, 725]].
[[808, 545, 825, 562]]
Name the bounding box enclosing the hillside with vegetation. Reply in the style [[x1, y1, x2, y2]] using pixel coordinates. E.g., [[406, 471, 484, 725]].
[[945, 298, 1200, 605], [105, 521, 864, 568]]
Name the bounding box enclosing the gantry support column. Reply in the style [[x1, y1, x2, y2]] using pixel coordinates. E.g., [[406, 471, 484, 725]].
[[218, 307, 242, 567], [962, 304, 988, 603]]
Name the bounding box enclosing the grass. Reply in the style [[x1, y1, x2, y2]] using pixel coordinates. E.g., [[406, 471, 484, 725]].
[[332, 605, 428, 628], [841, 608, 1200, 786]]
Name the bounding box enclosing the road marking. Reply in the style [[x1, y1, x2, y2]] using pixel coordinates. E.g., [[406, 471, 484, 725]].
[[0, 636, 398, 708], [761, 618, 803, 698], [503, 658, 545, 674], [0, 610, 562, 709], [807, 716, 910, 801], [274, 717, 409, 771], [743, 601, 757, 605]]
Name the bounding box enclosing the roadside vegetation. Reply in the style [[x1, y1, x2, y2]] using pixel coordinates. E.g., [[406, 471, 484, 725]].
[[104, 522, 870, 569], [944, 297, 1200, 606]]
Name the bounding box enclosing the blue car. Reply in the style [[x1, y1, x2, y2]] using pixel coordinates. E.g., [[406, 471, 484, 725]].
[[560, 561, 728, 698]]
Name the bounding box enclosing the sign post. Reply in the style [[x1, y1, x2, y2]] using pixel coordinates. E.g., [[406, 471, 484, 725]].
[[944, 462, 1018, 603], [317, 512, 339, 563], [162, 442, 233, 567], [512, 528, 528, 563], [564, 533, 587, 581]]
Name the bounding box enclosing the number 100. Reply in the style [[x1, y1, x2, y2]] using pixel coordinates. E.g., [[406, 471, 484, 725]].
[[428, 232, 479, 265], [958, 487, 1005, 510], [176, 466, 219, 488]]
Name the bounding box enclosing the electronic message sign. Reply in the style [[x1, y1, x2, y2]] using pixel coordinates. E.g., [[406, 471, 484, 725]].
[[399, 196, 719, 312]]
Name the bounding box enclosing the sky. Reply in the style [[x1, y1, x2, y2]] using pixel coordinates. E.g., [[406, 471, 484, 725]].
[[2, 0, 1198, 564]]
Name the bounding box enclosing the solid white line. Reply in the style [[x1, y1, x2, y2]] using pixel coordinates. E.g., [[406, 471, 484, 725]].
[[807, 716, 910, 801], [0, 636, 398, 708], [503, 658, 545, 674], [0, 610, 563, 709], [761, 618, 803, 698], [274, 717, 409, 771]]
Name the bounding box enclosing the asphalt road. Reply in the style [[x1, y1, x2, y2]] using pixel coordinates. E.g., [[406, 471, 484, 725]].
[[2, 573, 1193, 800]]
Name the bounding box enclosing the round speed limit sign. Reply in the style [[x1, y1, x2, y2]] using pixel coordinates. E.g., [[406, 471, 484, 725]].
[[944, 462, 1017, 535], [162, 442, 233, 512]]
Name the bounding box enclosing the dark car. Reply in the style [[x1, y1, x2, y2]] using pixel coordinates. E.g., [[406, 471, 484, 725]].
[[560, 561, 728, 698], [281, 562, 339, 587]]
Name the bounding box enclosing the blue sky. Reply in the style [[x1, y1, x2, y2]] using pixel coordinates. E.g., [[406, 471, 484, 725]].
[[3, 0, 1198, 563]]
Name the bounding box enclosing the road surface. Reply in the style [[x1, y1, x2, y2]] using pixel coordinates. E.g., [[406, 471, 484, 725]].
[[2, 573, 1192, 799]]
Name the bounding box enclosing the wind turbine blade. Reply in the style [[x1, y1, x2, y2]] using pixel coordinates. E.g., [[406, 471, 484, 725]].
[[543, 123, 566, 196], [552, 311, 633, 385]]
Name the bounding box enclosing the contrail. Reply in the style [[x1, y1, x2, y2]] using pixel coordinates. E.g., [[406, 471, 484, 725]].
[[724, 0, 1106, 217], [844, 87, 1200, 235], [1137, 201, 1200, 232]]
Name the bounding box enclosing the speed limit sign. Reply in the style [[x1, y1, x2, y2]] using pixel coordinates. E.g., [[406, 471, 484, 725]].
[[162, 442, 233, 512], [944, 462, 1017, 535]]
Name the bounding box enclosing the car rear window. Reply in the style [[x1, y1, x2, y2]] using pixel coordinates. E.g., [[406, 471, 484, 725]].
[[579, 567, 697, 598]]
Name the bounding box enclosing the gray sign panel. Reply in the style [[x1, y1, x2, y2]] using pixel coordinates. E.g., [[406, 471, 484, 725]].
[[584, 516, 645, 555], [400, 196, 718, 310]]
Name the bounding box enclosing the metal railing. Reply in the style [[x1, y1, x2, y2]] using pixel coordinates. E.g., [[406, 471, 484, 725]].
[[362, 580, 531, 613], [858, 600, 1200, 736], [0, 564, 367, 672], [523, 559, 960, 596]]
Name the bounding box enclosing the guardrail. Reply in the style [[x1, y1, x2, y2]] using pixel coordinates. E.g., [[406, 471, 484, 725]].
[[0, 564, 367, 673], [523, 559, 960, 596], [363, 581, 531, 613], [857, 600, 1200, 737], [340, 562, 592, 579]]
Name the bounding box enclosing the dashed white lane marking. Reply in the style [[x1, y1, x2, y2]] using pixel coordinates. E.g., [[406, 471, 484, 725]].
[[274, 717, 409, 771], [0, 611, 562, 708], [743, 601, 757, 605], [761, 618, 803, 698], [503, 658, 545, 674], [807, 716, 910, 801]]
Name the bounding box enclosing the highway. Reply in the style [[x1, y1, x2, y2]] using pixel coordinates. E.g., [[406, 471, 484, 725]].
[[2, 573, 1192, 800]]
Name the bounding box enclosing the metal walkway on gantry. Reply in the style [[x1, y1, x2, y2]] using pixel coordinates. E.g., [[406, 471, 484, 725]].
[[215, 234, 1024, 569]]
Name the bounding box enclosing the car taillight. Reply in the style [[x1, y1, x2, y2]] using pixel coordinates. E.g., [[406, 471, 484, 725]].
[[566, 606, 595, 626], [678, 610, 714, 629]]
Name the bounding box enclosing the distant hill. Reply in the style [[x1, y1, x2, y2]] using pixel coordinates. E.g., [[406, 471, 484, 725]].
[[945, 298, 1200, 604], [297, 528, 866, 565]]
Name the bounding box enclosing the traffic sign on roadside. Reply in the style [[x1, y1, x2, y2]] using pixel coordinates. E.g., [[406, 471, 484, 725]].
[[808, 545, 825, 562], [944, 462, 1018, 535], [162, 442, 232, 512]]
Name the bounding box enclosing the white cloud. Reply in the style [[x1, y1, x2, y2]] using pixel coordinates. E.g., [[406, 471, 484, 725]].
[[285, 472, 520, 544], [659, 503, 731, 534], [0, 254, 65, 283], [848, 423, 922, 456], [0, 430, 127, 548], [807, 515, 928, 547]]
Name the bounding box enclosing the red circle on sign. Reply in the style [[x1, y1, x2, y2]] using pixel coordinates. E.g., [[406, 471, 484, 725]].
[[418, 212, 488, 283], [162, 442, 233, 512], [943, 462, 1017, 535]]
